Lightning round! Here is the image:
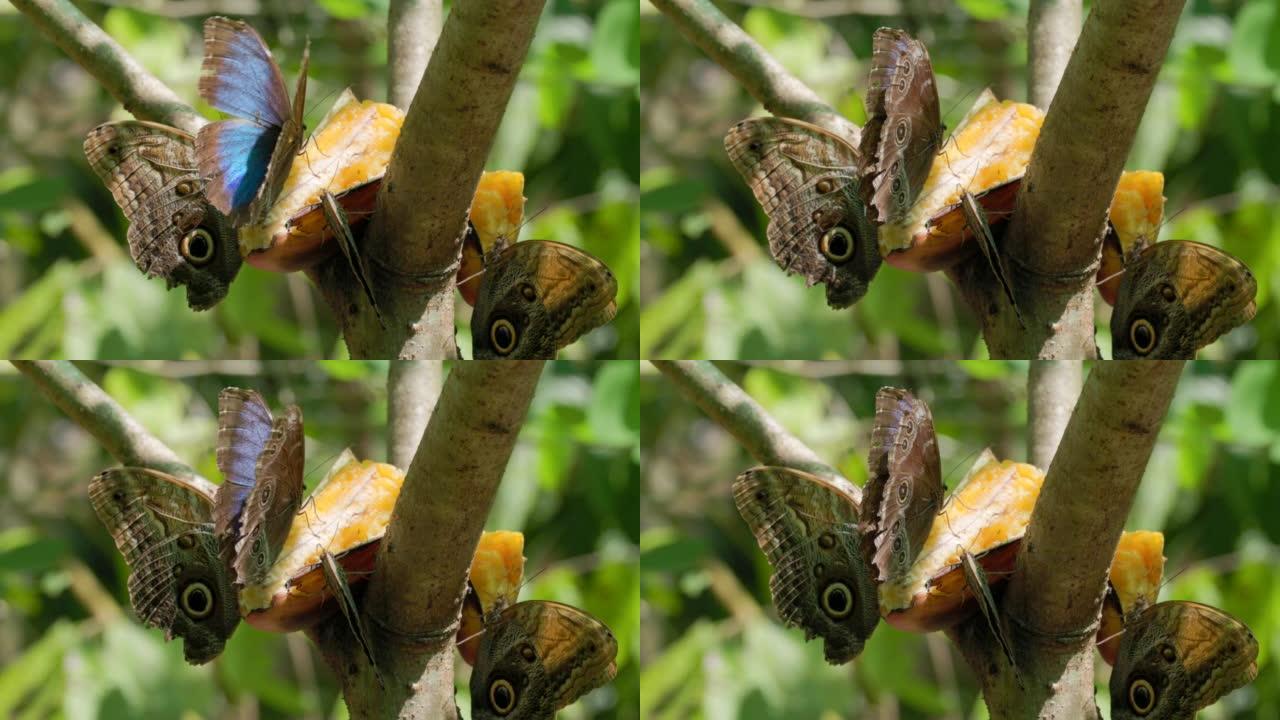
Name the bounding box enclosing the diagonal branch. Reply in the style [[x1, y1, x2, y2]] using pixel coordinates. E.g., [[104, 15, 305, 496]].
[[988, 360, 1184, 719], [10, 360, 213, 494], [649, 0, 860, 142], [348, 360, 544, 718], [997, 0, 1187, 357], [12, 0, 204, 133], [354, 0, 548, 359], [650, 360, 859, 502]]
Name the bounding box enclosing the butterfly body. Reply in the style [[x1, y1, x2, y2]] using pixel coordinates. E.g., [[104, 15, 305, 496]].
[[471, 601, 618, 720], [732, 467, 879, 663], [83, 121, 242, 309], [860, 28, 942, 224], [196, 17, 308, 227], [88, 468, 240, 664], [1110, 601, 1258, 720], [471, 240, 618, 359], [1111, 240, 1256, 358], [724, 116, 881, 308]]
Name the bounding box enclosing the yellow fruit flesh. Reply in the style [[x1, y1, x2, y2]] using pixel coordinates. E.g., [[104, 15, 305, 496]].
[[469, 172, 527, 254], [241, 89, 405, 255], [1108, 172, 1166, 257], [879, 89, 1044, 256], [881, 449, 1044, 614], [240, 449, 405, 613]]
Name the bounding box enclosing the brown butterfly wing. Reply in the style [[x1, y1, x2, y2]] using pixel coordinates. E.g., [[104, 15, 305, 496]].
[[960, 550, 1017, 672], [1111, 240, 1257, 359], [83, 121, 241, 310], [733, 467, 879, 664], [88, 468, 240, 665], [1111, 601, 1258, 720], [471, 240, 618, 359], [724, 117, 881, 308], [232, 403, 305, 587], [863, 387, 943, 585], [860, 28, 942, 224], [471, 601, 618, 720]]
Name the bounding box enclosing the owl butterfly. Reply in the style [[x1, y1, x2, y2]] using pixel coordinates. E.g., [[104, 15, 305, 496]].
[[320, 550, 381, 685], [959, 550, 1017, 676], [960, 191, 1024, 327], [862, 387, 944, 586], [88, 468, 240, 664], [860, 27, 943, 225], [459, 530, 527, 666], [214, 388, 304, 587], [196, 16, 308, 227], [724, 116, 880, 308], [470, 601, 618, 720], [1110, 601, 1258, 720], [1111, 240, 1256, 359], [83, 121, 242, 310], [471, 240, 618, 359]]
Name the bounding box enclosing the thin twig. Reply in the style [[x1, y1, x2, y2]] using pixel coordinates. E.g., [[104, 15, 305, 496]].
[[387, 0, 442, 109], [10, 360, 212, 494], [12, 0, 204, 133], [650, 360, 859, 502], [648, 0, 861, 143]]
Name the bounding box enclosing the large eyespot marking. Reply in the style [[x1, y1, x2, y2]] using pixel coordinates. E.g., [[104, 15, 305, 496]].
[[1128, 678, 1156, 715], [489, 678, 517, 715], [490, 319, 517, 355], [820, 227, 855, 263], [181, 229, 215, 266], [821, 581, 854, 619], [181, 581, 215, 619], [1129, 318, 1157, 355]]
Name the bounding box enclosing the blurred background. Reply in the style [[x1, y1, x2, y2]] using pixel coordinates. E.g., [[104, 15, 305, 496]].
[[640, 360, 1278, 718], [0, 360, 640, 719], [640, 2, 1280, 359], [0, 1, 639, 359]]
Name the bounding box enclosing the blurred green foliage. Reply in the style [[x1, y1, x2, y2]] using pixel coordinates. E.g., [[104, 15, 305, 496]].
[[0, 360, 639, 719], [640, 361, 1278, 718], [0, 1, 639, 359], [640, 2, 1280, 359]]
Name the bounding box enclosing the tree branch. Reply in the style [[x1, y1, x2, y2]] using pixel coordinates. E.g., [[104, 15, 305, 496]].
[[12, 0, 204, 133], [354, 0, 547, 359], [386, 360, 443, 469], [997, 0, 1186, 358], [10, 360, 212, 494], [648, 0, 860, 143], [1025, 360, 1080, 468], [650, 360, 859, 503], [992, 360, 1184, 719], [387, 0, 442, 109], [351, 361, 544, 718]]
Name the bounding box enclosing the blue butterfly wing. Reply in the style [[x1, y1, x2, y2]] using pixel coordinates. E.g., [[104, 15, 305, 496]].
[[199, 17, 291, 127], [214, 387, 274, 544], [197, 119, 280, 221]]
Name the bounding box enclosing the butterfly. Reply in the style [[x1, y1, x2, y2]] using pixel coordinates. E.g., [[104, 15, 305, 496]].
[[470, 601, 618, 720], [196, 16, 309, 227], [860, 27, 943, 225], [213, 387, 305, 588], [471, 240, 618, 359], [732, 387, 944, 663], [1110, 240, 1256, 359], [83, 121, 242, 310], [723, 116, 881, 308], [1110, 601, 1258, 720], [88, 467, 241, 664]]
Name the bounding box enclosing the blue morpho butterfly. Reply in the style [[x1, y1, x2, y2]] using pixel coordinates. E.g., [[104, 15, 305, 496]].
[[196, 17, 309, 227], [214, 387, 305, 587]]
